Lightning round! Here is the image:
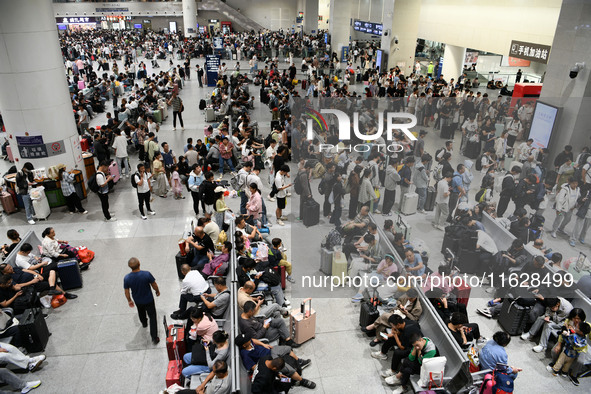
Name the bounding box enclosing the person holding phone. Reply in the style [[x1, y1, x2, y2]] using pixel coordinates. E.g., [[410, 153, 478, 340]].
[[274, 165, 292, 226], [238, 301, 299, 348], [479, 331, 522, 379], [96, 160, 117, 221]]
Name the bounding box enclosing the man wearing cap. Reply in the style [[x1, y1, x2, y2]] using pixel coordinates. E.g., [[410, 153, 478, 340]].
[[235, 333, 316, 389], [218, 137, 235, 175]]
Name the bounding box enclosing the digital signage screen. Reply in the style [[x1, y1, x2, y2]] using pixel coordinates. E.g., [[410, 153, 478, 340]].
[[353, 20, 382, 35]]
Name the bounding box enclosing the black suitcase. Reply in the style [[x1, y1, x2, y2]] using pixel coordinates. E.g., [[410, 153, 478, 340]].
[[499, 299, 530, 335], [464, 140, 480, 159], [57, 259, 83, 290], [441, 233, 459, 255], [440, 124, 454, 139], [425, 186, 436, 211], [456, 248, 482, 274], [19, 308, 50, 353], [303, 199, 320, 227], [359, 301, 379, 328], [175, 249, 194, 279]]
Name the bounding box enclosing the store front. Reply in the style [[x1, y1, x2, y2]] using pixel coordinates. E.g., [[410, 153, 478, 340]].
[[56, 16, 98, 32]]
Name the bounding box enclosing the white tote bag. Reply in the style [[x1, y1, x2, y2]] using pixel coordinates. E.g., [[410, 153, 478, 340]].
[[419, 356, 447, 388]]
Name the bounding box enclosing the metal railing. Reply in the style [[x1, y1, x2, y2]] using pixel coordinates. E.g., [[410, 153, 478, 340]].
[[228, 220, 241, 393]]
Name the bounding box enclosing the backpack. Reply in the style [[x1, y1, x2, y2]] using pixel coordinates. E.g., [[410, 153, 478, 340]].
[[475, 188, 487, 203], [433, 163, 444, 182], [475, 155, 484, 171], [491, 370, 515, 394], [322, 227, 343, 251], [294, 171, 305, 195], [435, 148, 445, 162], [130, 172, 140, 188], [318, 177, 326, 195], [87, 173, 100, 193], [230, 171, 244, 191]]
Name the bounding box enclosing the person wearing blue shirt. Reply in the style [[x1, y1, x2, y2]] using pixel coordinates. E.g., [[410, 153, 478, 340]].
[[447, 164, 466, 222], [479, 331, 522, 379], [123, 257, 160, 345], [403, 248, 425, 277]]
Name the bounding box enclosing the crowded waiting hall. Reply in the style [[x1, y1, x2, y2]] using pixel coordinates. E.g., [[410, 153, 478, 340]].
[[0, 0, 590, 393]]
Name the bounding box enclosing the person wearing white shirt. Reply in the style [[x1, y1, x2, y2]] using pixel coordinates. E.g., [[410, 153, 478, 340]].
[[274, 165, 292, 226], [134, 163, 156, 220], [552, 178, 580, 238], [460, 116, 478, 154], [112, 130, 130, 178], [15, 244, 50, 271], [174, 264, 210, 315], [433, 173, 452, 230]]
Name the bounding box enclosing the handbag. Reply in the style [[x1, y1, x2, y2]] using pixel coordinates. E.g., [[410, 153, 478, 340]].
[[419, 356, 447, 388], [374, 188, 381, 199]]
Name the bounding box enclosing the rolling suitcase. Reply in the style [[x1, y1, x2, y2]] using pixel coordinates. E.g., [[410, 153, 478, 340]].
[[498, 298, 530, 335], [320, 247, 333, 275], [456, 248, 481, 274], [401, 192, 418, 215], [290, 298, 316, 345], [453, 278, 471, 307], [175, 249, 194, 280], [152, 109, 162, 123], [359, 290, 379, 328], [464, 140, 480, 159], [205, 108, 215, 122], [302, 199, 320, 227], [332, 251, 348, 286], [165, 342, 184, 387], [164, 316, 186, 360], [57, 259, 83, 290], [273, 265, 286, 290], [394, 214, 412, 239], [301, 79, 307, 90], [109, 161, 120, 183], [425, 186, 436, 211], [440, 124, 454, 139], [19, 308, 50, 353], [0, 192, 16, 214]]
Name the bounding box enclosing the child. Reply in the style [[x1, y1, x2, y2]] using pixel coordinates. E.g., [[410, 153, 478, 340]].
[[268, 238, 294, 283], [548, 322, 590, 377], [170, 164, 184, 200]]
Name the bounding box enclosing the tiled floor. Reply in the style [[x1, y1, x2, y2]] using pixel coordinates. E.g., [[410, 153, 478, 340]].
[[0, 55, 588, 393]]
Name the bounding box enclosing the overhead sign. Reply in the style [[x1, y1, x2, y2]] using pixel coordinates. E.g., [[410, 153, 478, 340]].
[[96, 8, 129, 13], [353, 20, 382, 36], [56, 17, 97, 25], [509, 40, 551, 64], [209, 19, 219, 23]]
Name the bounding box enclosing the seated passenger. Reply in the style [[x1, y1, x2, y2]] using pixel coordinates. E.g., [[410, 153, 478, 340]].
[[347, 233, 380, 279], [351, 254, 398, 302], [185, 309, 219, 351], [181, 330, 229, 379], [521, 297, 573, 354], [402, 248, 425, 277], [238, 300, 300, 348], [170, 264, 210, 320], [200, 241, 231, 279], [268, 238, 294, 283], [479, 331, 522, 379], [447, 312, 485, 348], [370, 314, 422, 375], [177, 360, 231, 394], [199, 276, 231, 319], [367, 289, 423, 346], [234, 334, 315, 389], [237, 281, 287, 318], [385, 333, 439, 393]]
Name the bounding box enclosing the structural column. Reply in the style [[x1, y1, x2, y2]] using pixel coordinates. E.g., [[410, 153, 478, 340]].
[[380, 0, 395, 53], [539, 0, 591, 164], [387, 0, 421, 75], [182, 0, 198, 38], [303, 0, 319, 34], [329, 0, 354, 59], [0, 0, 82, 172], [441, 44, 466, 83]]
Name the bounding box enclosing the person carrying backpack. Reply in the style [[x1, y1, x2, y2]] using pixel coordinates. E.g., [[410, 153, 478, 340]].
[[95, 160, 116, 222], [132, 163, 156, 220], [15, 162, 37, 225]]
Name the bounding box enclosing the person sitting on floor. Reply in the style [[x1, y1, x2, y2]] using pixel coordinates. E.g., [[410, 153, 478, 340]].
[[235, 333, 316, 390], [479, 331, 522, 379]]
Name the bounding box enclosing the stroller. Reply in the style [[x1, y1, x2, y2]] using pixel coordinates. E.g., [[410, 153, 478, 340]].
[[151, 59, 160, 68]]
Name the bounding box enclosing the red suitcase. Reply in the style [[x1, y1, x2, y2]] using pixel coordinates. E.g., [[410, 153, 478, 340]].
[[165, 343, 184, 387], [164, 316, 186, 360], [80, 138, 90, 152], [454, 278, 471, 307], [273, 265, 286, 290], [0, 192, 16, 214], [301, 79, 307, 90]]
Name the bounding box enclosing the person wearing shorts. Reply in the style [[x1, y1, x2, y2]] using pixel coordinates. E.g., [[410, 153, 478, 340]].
[[274, 165, 291, 226]]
